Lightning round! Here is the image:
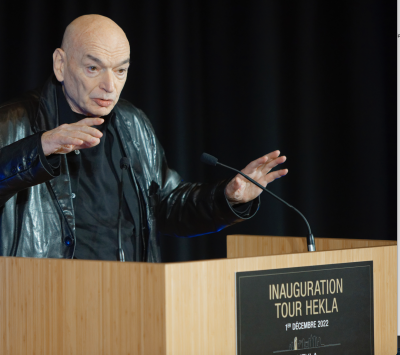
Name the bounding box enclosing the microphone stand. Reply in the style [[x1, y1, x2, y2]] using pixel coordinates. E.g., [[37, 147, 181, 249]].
[[201, 153, 316, 252], [117, 157, 130, 261]]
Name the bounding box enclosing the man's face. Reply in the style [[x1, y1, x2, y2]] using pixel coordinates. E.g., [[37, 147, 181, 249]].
[[58, 31, 130, 117]]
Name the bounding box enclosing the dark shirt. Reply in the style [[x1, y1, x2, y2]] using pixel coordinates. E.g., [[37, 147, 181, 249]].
[[56, 84, 141, 261]]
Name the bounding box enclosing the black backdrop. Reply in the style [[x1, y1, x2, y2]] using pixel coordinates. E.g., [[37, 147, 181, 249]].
[[0, 0, 396, 261]]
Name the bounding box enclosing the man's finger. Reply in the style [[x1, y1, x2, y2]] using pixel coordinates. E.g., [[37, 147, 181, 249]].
[[260, 155, 287, 172], [55, 130, 101, 147], [264, 169, 289, 183], [58, 135, 84, 147], [65, 124, 103, 139], [74, 141, 99, 150], [63, 131, 101, 145], [73, 117, 104, 127], [245, 150, 281, 171]]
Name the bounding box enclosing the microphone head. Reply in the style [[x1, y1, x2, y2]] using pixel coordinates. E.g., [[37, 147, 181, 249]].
[[200, 153, 218, 166], [120, 157, 130, 170]]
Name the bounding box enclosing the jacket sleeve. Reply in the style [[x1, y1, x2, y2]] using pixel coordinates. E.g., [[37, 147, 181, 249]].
[[0, 132, 60, 207], [154, 149, 260, 237], [157, 178, 260, 237]]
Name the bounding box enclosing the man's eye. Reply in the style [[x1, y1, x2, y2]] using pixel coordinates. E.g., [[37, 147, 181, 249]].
[[118, 68, 127, 74], [88, 66, 97, 71]]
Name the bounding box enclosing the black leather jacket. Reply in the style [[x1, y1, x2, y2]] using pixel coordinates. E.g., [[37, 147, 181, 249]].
[[0, 76, 259, 262]]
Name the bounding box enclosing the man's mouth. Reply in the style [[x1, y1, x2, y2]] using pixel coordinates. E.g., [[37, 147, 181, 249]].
[[93, 98, 113, 107]]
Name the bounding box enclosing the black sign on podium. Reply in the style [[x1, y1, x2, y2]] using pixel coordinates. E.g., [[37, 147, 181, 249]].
[[236, 261, 374, 355]]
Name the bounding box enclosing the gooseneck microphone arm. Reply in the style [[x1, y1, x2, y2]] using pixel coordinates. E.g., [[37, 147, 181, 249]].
[[201, 153, 316, 252], [117, 157, 131, 262]]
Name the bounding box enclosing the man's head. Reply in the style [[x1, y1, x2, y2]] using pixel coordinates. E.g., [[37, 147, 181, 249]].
[[53, 15, 130, 116]]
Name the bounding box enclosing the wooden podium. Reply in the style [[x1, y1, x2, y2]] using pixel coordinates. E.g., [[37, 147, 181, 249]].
[[0, 235, 396, 355]]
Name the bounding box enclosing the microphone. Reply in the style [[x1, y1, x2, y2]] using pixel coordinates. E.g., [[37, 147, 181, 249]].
[[201, 153, 316, 252], [117, 157, 130, 261]]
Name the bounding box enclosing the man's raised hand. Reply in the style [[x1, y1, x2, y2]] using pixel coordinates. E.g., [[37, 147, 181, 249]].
[[41, 117, 104, 156], [224, 150, 288, 205]]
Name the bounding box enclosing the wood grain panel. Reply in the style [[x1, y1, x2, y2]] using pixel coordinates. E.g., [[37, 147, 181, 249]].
[[0, 243, 395, 354], [226, 234, 397, 258], [0, 258, 166, 355], [165, 246, 396, 355]]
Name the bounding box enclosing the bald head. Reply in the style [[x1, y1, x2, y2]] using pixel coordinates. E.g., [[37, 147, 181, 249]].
[[53, 15, 130, 116], [61, 15, 129, 57]]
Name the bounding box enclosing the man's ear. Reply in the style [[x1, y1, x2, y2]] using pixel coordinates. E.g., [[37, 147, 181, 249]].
[[53, 48, 66, 82]]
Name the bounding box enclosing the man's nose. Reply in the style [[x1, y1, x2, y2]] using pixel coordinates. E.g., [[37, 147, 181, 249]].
[[99, 70, 115, 93]]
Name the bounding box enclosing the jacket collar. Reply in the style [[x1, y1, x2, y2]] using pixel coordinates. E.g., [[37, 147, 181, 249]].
[[33, 75, 60, 133]]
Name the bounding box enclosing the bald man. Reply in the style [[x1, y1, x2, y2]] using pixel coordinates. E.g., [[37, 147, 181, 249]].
[[0, 15, 287, 262]]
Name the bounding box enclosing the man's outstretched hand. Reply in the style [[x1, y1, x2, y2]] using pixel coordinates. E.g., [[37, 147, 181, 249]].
[[225, 150, 288, 205], [41, 117, 104, 156]]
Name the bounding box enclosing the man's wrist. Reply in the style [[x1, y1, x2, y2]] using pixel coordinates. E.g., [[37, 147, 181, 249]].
[[223, 181, 260, 220], [37, 132, 61, 175]]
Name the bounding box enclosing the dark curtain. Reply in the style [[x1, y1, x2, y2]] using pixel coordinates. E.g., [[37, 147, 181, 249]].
[[0, 0, 396, 261]]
